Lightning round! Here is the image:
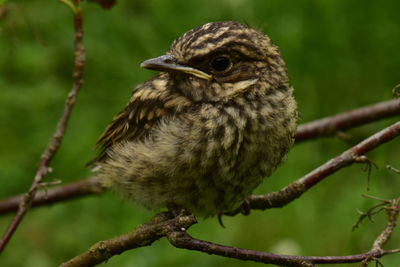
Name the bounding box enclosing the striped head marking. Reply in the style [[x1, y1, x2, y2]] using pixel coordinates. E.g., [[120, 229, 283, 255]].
[[168, 21, 288, 84]]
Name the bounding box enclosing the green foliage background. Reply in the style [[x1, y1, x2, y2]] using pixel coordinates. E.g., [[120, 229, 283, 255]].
[[1, 0, 399, 266]]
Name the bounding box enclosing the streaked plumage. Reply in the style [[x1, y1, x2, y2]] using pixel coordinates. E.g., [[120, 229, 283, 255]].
[[95, 21, 297, 217]]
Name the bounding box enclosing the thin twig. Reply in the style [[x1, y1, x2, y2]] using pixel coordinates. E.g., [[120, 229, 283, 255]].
[[371, 198, 399, 251], [352, 204, 387, 231], [386, 165, 400, 174], [167, 231, 316, 267], [359, 197, 400, 266], [352, 195, 395, 231], [296, 98, 400, 142], [58, 0, 77, 13], [167, 230, 399, 266], [0, 177, 103, 215], [0, 1, 85, 253]]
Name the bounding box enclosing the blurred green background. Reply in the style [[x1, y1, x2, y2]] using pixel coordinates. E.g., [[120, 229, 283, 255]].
[[1, 0, 399, 266]]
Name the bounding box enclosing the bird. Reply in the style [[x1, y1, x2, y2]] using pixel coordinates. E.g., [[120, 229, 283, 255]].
[[94, 21, 297, 218]]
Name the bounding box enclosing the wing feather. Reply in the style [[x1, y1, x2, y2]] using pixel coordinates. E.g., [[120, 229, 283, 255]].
[[93, 77, 192, 163]]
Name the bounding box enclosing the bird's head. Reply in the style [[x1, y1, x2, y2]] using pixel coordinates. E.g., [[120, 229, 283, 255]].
[[141, 21, 289, 102]]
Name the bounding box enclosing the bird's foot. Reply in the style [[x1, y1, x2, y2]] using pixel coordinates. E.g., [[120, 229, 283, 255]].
[[167, 203, 190, 217]]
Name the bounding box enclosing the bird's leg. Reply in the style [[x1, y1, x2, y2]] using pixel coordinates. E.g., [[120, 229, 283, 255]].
[[218, 199, 252, 227], [239, 199, 251, 215], [167, 203, 189, 217]]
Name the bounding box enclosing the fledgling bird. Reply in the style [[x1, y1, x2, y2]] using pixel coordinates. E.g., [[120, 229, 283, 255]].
[[94, 21, 297, 217]]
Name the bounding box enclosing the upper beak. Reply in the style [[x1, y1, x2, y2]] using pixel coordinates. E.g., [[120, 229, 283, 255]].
[[140, 54, 212, 80]]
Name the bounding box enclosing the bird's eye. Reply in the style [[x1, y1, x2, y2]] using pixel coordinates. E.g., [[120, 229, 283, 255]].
[[210, 56, 231, 72]]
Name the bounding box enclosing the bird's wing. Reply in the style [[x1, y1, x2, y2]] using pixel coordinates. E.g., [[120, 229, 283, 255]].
[[93, 77, 192, 163]]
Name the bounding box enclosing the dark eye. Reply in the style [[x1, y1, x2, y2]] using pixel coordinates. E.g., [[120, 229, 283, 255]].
[[210, 56, 231, 72]]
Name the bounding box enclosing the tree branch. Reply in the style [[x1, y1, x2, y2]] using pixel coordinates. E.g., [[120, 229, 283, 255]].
[[60, 212, 197, 267], [166, 230, 399, 266], [0, 177, 103, 215], [370, 198, 399, 251], [296, 98, 400, 142], [167, 231, 316, 267], [0, 1, 85, 253], [61, 196, 400, 266], [229, 121, 400, 214]]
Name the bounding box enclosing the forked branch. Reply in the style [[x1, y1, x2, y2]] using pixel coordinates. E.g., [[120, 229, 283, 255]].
[[0, 0, 85, 253], [61, 196, 400, 266]]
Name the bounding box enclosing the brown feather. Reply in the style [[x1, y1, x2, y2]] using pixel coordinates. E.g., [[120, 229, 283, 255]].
[[93, 75, 192, 163]]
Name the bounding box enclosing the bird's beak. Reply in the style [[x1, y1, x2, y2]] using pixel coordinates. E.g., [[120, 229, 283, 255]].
[[140, 54, 212, 81]]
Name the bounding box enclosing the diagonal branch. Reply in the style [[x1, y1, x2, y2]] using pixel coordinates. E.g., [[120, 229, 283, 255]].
[[228, 121, 400, 214], [0, 1, 85, 252]]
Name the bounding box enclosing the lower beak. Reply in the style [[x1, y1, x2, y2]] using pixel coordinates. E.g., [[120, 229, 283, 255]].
[[140, 54, 212, 80]]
